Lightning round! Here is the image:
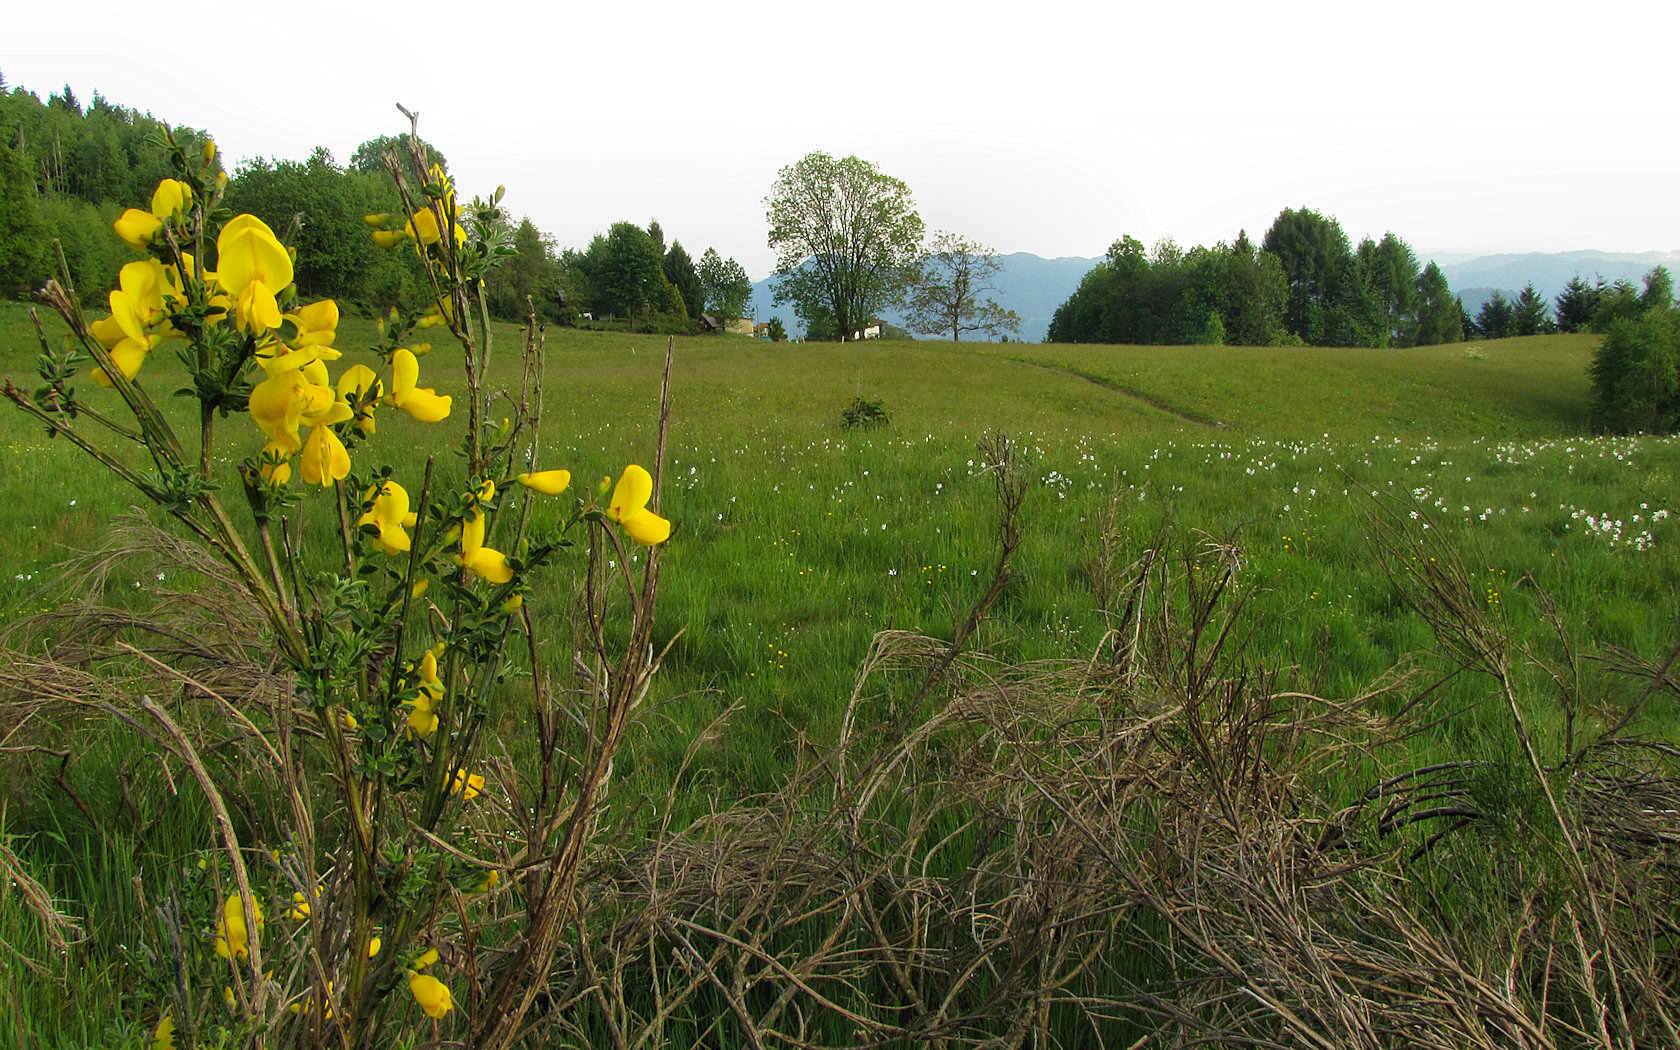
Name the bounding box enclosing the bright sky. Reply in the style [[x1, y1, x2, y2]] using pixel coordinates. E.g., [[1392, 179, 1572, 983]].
[[7, 0, 1679, 279]]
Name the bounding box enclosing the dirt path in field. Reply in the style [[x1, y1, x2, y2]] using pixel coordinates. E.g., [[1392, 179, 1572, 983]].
[[1010, 357, 1226, 428]]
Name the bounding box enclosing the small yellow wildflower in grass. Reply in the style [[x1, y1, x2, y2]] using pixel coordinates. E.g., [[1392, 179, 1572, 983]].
[[405, 650, 444, 738], [213, 893, 263, 960], [367, 935, 382, 958], [516, 469, 571, 495], [409, 972, 454, 1018], [450, 768, 485, 800], [608, 464, 671, 546], [150, 1008, 175, 1050]]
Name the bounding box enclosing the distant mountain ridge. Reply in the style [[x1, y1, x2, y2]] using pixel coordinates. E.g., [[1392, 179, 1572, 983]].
[[1437, 251, 1680, 316], [749, 249, 1680, 342]]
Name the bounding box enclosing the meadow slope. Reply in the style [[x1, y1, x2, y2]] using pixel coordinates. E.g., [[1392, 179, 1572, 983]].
[[2, 312, 1677, 1045]]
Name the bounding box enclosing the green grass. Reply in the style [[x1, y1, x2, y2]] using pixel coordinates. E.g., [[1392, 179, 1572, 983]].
[[1, 303, 1677, 1044]]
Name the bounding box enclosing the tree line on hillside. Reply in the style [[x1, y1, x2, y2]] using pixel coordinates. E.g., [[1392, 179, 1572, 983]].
[[557, 220, 754, 333], [1470, 268, 1675, 339], [0, 78, 758, 333], [1047, 209, 1463, 348]]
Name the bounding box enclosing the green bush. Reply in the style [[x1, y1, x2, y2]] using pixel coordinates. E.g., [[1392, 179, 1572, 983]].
[[839, 395, 889, 429], [1590, 308, 1680, 433]]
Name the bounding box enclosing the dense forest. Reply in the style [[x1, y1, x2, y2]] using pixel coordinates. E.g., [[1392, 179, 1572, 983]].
[[0, 78, 753, 331], [1047, 212, 1464, 347]]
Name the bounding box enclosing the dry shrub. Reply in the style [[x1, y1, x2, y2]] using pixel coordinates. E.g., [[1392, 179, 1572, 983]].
[[537, 509, 1679, 1049]]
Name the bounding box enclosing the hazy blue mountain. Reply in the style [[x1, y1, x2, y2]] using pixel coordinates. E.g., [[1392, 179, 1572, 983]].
[[1435, 251, 1680, 315], [745, 249, 1680, 342]]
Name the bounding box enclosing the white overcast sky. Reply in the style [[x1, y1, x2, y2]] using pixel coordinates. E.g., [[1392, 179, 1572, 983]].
[[6, 0, 1679, 279]]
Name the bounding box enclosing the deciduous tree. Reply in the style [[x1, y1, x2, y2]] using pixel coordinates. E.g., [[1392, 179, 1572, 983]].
[[583, 222, 665, 318], [766, 152, 923, 342], [905, 231, 1020, 342], [1591, 308, 1680, 433], [698, 247, 752, 322], [349, 133, 447, 176], [1262, 207, 1357, 345]]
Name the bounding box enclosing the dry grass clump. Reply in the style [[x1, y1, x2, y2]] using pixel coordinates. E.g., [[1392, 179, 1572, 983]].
[[538, 511, 1679, 1049]]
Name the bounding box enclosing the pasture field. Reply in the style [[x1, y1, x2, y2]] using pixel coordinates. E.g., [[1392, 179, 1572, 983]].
[[1, 303, 1676, 1044]]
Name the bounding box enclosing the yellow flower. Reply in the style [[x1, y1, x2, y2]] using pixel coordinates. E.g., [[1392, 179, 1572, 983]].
[[299, 423, 351, 486], [337, 364, 383, 434], [371, 229, 406, 249], [214, 893, 263, 960], [500, 594, 523, 614], [215, 214, 293, 334], [287, 891, 311, 921], [406, 693, 438, 738], [358, 479, 418, 555], [257, 439, 293, 485], [405, 650, 444, 738], [409, 972, 454, 1019], [404, 168, 466, 249], [367, 936, 382, 958], [150, 179, 193, 222], [288, 980, 336, 1019], [386, 348, 452, 422], [110, 259, 175, 343], [114, 209, 163, 251], [249, 357, 353, 485], [608, 465, 671, 546], [202, 139, 217, 165], [405, 208, 446, 247], [89, 332, 161, 388], [474, 869, 501, 893], [112, 179, 194, 251], [411, 947, 440, 971], [286, 299, 339, 349], [151, 1008, 175, 1050], [457, 510, 513, 584], [450, 768, 485, 800], [516, 470, 571, 495]]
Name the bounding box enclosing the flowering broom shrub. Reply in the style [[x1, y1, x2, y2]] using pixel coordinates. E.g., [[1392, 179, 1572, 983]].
[[4, 117, 675, 1050]]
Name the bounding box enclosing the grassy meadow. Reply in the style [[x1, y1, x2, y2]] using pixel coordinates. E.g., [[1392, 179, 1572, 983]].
[[2, 301, 1677, 1045]]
